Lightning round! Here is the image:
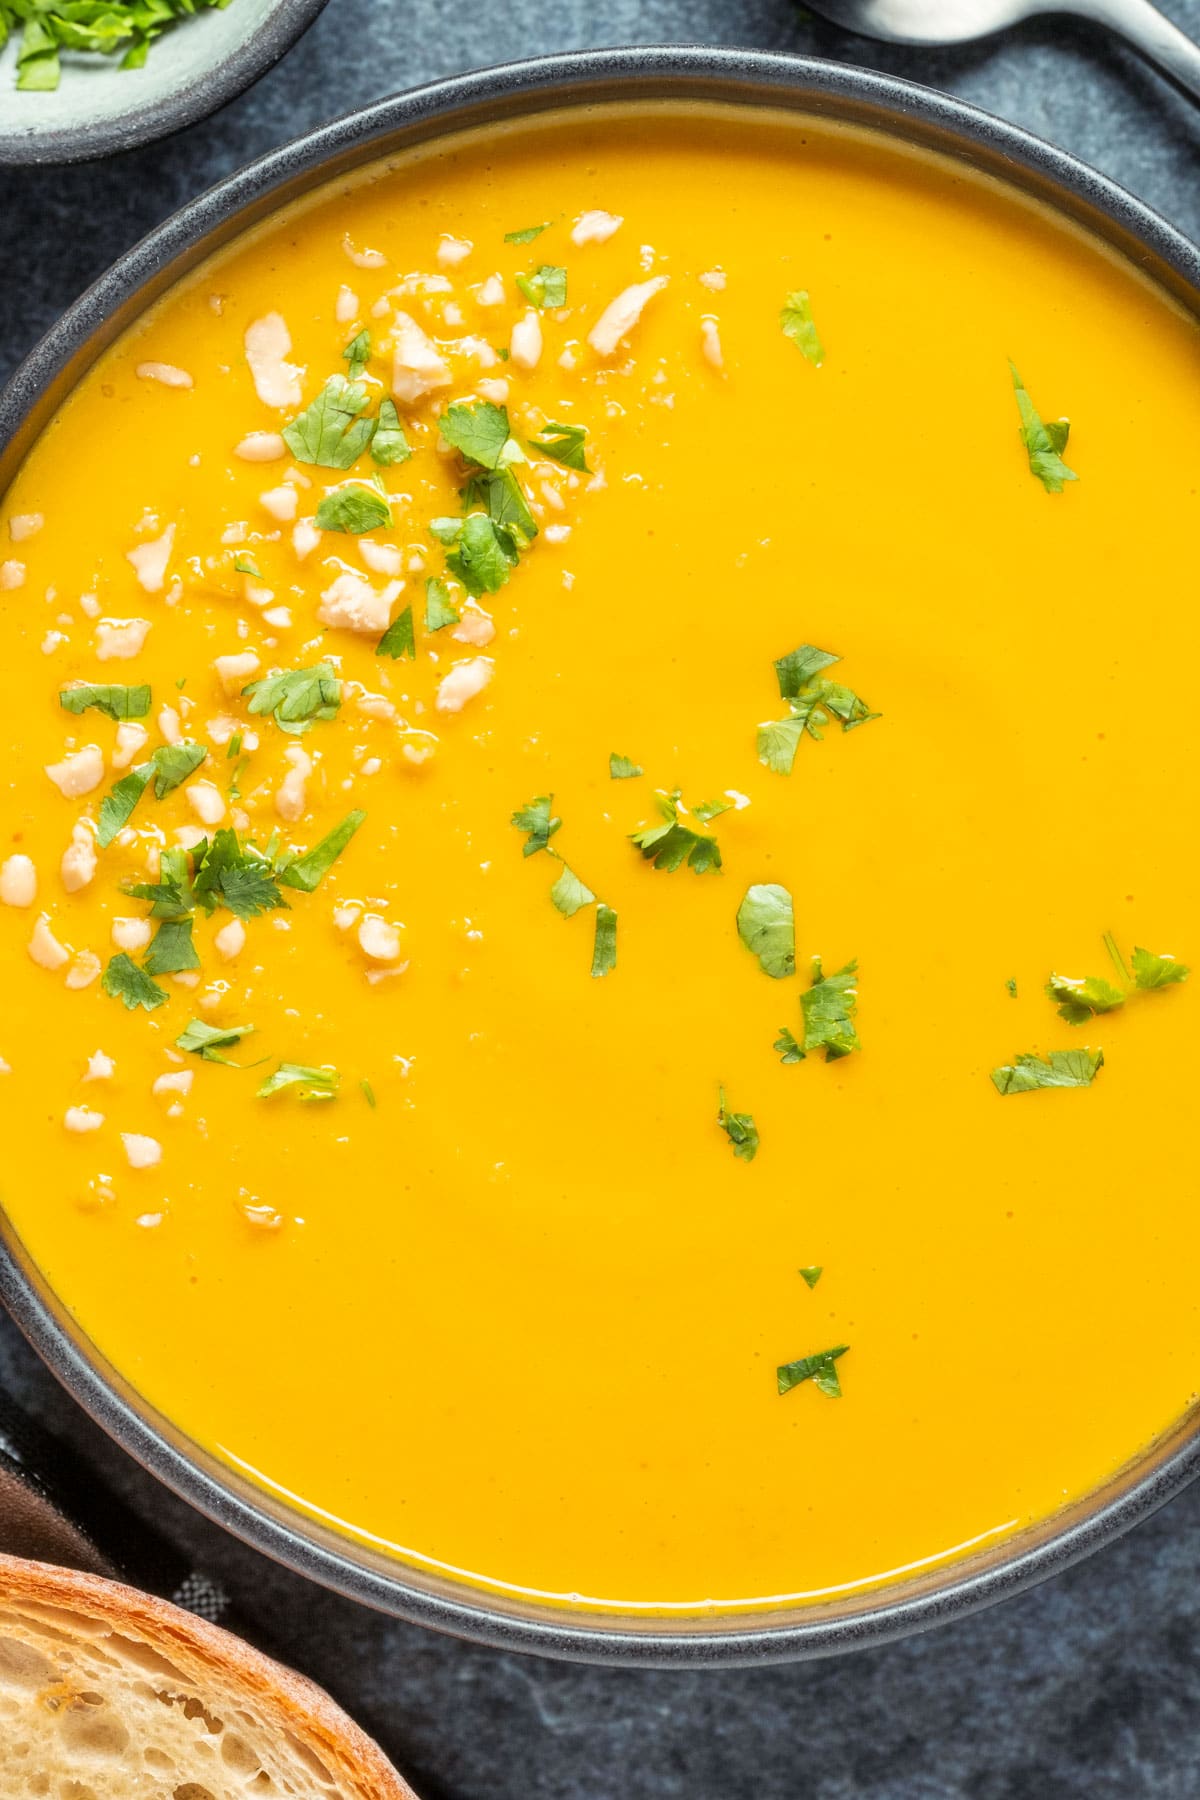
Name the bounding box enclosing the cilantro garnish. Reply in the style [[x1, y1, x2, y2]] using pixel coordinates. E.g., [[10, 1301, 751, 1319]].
[[516, 265, 568, 309], [786, 958, 861, 1062], [991, 1048, 1104, 1094], [283, 377, 376, 470], [361, 1078, 377, 1108], [529, 421, 590, 472], [1132, 946, 1190, 989], [342, 329, 371, 380], [511, 795, 561, 857], [97, 743, 207, 848], [192, 830, 287, 919], [609, 754, 642, 780], [1006, 978, 1018, 998], [717, 1087, 759, 1163], [505, 223, 549, 245], [1046, 934, 1189, 1022], [234, 554, 262, 578], [5, 0, 227, 92], [445, 512, 519, 596], [550, 863, 595, 917], [376, 607, 415, 661], [799, 1266, 823, 1290], [276, 811, 365, 893], [244, 663, 341, 734], [737, 883, 795, 980], [151, 742, 207, 797], [424, 578, 460, 632], [1009, 362, 1077, 493], [143, 917, 199, 976], [371, 400, 411, 468], [60, 683, 150, 722], [777, 1345, 847, 1398], [780, 291, 824, 367], [758, 643, 878, 775], [176, 1019, 255, 1063], [256, 1062, 340, 1101], [440, 400, 522, 471], [314, 483, 392, 535], [591, 903, 617, 978], [464, 467, 538, 551], [101, 953, 167, 1012], [630, 791, 722, 875]]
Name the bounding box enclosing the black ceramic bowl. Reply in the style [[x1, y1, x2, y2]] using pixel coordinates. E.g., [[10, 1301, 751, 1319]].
[[2, 47, 1198, 1666]]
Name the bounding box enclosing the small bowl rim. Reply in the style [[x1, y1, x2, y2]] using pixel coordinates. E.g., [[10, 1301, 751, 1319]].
[[2, 44, 1198, 1666], [0, 0, 331, 166]]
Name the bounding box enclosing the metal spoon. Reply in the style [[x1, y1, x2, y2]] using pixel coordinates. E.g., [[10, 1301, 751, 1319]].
[[802, 0, 1200, 103]]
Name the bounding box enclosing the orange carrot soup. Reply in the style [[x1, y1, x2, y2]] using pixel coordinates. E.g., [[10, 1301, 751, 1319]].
[[1, 107, 1198, 1614]]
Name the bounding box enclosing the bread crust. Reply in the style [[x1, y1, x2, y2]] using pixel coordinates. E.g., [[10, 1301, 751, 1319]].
[[0, 1550, 416, 1798]]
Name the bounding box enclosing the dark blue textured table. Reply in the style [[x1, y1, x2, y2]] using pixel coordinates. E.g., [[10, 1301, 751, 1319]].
[[3, 5, 1200, 1795]]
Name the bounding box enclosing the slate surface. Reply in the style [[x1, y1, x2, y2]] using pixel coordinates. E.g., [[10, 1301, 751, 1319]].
[[2, 4, 1199, 1794]]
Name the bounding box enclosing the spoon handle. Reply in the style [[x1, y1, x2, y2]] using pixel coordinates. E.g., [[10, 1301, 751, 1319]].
[[1070, 0, 1200, 101]]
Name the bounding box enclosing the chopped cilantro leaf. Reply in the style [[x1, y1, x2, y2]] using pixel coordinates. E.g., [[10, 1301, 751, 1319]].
[[799, 958, 860, 1061], [314, 483, 391, 535], [256, 1062, 340, 1101], [102, 953, 167, 1012], [1045, 971, 1125, 1025], [342, 329, 371, 380], [991, 1048, 1104, 1094], [244, 663, 341, 734], [376, 606, 415, 661], [737, 883, 795, 979], [429, 516, 463, 545], [176, 1019, 255, 1063], [550, 862, 595, 918], [371, 399, 411, 468], [276, 811, 365, 893], [630, 791, 722, 875], [283, 376, 375, 470], [124, 846, 194, 919], [464, 467, 538, 550], [96, 743, 207, 848], [516, 264, 568, 309], [97, 765, 152, 848], [361, 1078, 377, 1108], [1132, 946, 1190, 990], [717, 1087, 759, 1162], [591, 903, 617, 978], [440, 399, 522, 471], [505, 223, 549, 244], [192, 830, 287, 919], [511, 795, 561, 857], [234, 554, 262, 578], [693, 796, 736, 824], [774, 1026, 804, 1064], [60, 683, 150, 722], [446, 512, 518, 596], [780, 291, 824, 367], [424, 577, 460, 632], [1006, 978, 1018, 998], [1009, 362, 1078, 494], [799, 1266, 823, 1290], [529, 420, 590, 472], [759, 644, 878, 774], [778, 1345, 847, 1398], [609, 753, 642, 780], [143, 916, 199, 976], [151, 742, 207, 798]]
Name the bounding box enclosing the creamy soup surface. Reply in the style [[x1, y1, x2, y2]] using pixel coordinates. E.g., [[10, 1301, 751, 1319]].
[[1, 108, 1198, 1613]]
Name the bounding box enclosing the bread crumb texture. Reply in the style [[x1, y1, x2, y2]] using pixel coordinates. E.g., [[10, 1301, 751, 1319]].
[[0, 1554, 414, 1799]]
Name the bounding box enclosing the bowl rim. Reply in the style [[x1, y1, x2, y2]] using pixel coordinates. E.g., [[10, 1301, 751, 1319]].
[[0, 0, 331, 167], [2, 44, 1199, 1667]]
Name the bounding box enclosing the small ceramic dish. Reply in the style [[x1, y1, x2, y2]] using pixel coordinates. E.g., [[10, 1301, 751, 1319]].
[[0, 0, 328, 166]]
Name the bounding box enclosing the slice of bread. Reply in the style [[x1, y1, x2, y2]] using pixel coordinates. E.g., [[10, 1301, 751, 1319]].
[[0, 1552, 416, 1798]]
